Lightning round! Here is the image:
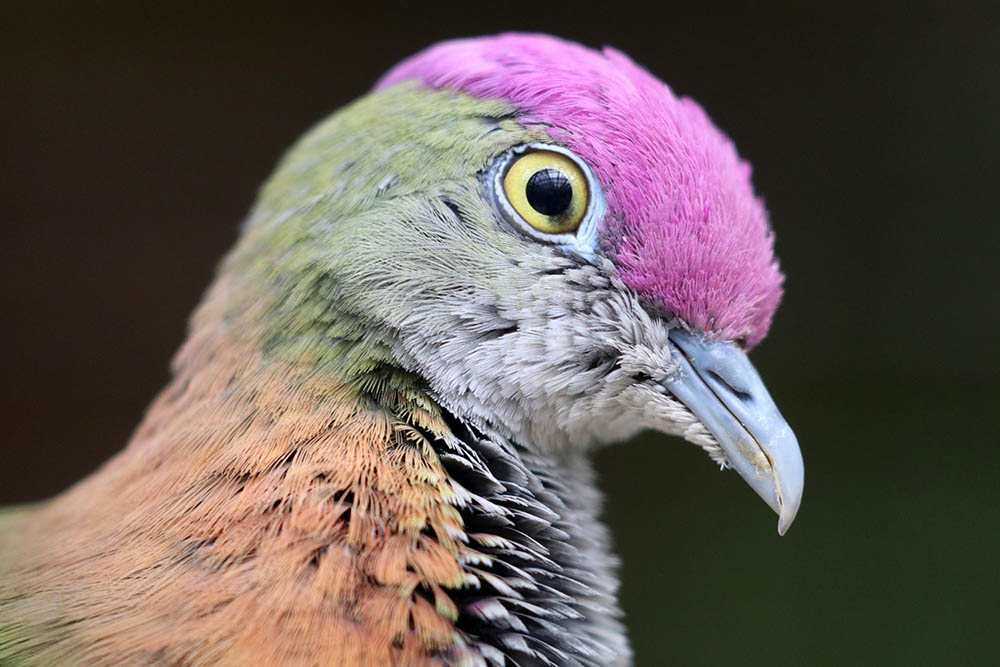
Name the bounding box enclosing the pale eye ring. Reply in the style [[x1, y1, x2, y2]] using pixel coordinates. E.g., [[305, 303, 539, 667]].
[[488, 143, 604, 249]]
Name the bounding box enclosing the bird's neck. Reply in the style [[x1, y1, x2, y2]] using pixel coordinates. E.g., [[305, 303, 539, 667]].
[[6, 271, 629, 664]]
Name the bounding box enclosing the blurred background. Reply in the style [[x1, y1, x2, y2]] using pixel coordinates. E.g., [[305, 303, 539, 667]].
[[2, 2, 997, 665]]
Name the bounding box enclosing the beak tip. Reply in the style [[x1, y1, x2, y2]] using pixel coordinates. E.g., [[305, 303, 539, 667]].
[[775, 472, 803, 536], [777, 511, 794, 536]]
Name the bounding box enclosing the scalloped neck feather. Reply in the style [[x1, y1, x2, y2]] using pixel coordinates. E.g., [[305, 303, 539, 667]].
[[377, 33, 783, 347]]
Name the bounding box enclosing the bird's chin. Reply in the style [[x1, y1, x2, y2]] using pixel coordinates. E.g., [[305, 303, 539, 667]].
[[660, 330, 804, 535]]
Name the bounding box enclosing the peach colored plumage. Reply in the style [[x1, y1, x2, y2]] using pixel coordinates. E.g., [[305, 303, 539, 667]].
[[3, 271, 470, 665]]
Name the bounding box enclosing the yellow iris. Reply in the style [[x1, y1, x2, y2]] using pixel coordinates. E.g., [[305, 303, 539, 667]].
[[502, 150, 588, 234]]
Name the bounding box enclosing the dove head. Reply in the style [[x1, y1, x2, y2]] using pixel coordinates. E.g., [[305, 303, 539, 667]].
[[221, 33, 799, 531]]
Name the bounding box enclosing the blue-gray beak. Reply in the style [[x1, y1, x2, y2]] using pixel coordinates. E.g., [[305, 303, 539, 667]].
[[664, 329, 804, 534]]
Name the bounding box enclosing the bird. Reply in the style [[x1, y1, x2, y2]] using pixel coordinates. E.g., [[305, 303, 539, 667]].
[[0, 33, 803, 666]]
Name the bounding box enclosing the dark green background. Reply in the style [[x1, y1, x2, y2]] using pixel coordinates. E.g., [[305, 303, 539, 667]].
[[2, 3, 997, 665]]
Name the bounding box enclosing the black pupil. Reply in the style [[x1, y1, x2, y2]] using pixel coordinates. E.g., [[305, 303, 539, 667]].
[[525, 168, 573, 216]]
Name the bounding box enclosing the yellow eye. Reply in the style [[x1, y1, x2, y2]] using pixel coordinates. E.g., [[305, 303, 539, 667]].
[[502, 150, 589, 234]]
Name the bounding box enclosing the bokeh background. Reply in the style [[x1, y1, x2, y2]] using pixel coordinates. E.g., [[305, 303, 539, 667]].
[[2, 2, 997, 665]]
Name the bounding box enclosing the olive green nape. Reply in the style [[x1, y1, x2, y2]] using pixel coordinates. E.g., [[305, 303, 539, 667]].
[[208, 83, 545, 379], [240, 80, 532, 268], [253, 82, 522, 221]]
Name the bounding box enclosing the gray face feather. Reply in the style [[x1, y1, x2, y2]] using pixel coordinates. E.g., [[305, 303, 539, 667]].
[[392, 251, 717, 457]]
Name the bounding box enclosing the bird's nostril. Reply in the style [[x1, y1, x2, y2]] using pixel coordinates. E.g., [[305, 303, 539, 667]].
[[707, 370, 752, 403]]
